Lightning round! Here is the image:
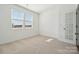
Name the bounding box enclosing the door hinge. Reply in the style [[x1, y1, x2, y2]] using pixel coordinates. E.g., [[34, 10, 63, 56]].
[[76, 12, 78, 15], [76, 25, 78, 28]]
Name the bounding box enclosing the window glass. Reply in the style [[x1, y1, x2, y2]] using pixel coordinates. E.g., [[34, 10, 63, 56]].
[[25, 14, 33, 27], [11, 8, 24, 28], [11, 8, 33, 28]]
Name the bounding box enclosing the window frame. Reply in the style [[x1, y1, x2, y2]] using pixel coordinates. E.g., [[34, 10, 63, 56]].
[[24, 13, 33, 29], [11, 8, 33, 30]]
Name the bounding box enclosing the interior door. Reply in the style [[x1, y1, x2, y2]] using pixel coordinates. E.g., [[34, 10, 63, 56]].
[[65, 12, 74, 40], [76, 5, 79, 46]]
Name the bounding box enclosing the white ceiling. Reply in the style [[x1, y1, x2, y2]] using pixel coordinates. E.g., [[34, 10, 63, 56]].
[[18, 4, 59, 13], [18, 4, 77, 13]]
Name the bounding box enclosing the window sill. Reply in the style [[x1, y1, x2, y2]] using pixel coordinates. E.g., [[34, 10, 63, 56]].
[[12, 27, 33, 31]]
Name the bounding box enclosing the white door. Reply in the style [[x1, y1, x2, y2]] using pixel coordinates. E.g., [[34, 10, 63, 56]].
[[65, 12, 74, 41]]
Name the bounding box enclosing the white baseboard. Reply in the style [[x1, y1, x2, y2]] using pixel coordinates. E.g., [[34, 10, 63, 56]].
[[0, 34, 39, 45], [40, 33, 76, 45], [58, 38, 76, 45]]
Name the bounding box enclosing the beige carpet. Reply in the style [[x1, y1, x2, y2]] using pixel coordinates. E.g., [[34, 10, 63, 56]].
[[0, 35, 78, 54]]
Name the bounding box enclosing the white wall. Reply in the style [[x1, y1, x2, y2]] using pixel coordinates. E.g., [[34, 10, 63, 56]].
[[39, 5, 60, 38], [0, 4, 39, 44], [39, 4, 77, 44]]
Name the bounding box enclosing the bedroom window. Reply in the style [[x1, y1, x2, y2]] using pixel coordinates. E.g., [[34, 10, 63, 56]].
[[11, 8, 24, 28], [11, 8, 33, 29], [25, 13, 33, 28]]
